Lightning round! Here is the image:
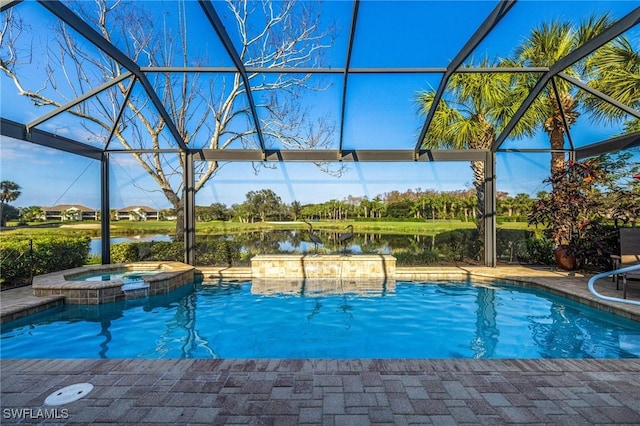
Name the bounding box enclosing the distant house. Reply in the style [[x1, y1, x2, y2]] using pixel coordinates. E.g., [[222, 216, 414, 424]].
[[40, 204, 98, 221], [115, 206, 160, 221]]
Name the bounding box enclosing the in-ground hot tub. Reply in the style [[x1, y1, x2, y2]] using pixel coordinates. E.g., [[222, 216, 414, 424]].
[[32, 262, 195, 304]]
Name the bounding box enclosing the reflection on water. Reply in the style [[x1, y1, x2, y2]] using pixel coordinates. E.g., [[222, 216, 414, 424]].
[[250, 277, 395, 296], [4, 280, 640, 359], [93, 229, 477, 257], [91, 228, 535, 265], [201, 230, 398, 256], [472, 286, 499, 358]]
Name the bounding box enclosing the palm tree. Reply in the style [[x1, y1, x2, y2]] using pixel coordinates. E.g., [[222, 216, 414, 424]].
[[417, 58, 518, 257], [19, 205, 44, 222], [499, 196, 516, 217], [514, 15, 612, 176], [513, 193, 534, 217], [370, 197, 386, 219], [583, 34, 640, 133], [0, 180, 21, 227], [289, 201, 302, 221], [424, 194, 443, 220], [463, 194, 477, 222]]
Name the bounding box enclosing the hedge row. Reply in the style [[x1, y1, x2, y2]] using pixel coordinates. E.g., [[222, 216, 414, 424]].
[[1, 236, 90, 285], [0, 237, 240, 288], [111, 239, 241, 266]]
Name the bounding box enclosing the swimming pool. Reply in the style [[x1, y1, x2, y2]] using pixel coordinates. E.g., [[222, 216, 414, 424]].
[[68, 269, 162, 291], [2, 279, 640, 359]]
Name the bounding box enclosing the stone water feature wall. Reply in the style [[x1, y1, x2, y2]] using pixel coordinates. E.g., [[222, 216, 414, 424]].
[[250, 254, 396, 279]]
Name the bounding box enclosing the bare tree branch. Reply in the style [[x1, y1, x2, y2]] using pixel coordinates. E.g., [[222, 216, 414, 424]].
[[1, 0, 338, 239]]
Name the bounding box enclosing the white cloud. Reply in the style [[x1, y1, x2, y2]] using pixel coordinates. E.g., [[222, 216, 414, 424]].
[[0, 137, 56, 167]]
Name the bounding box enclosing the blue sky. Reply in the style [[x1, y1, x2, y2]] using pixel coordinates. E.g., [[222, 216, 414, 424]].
[[1, 1, 638, 209], [0, 133, 554, 209]]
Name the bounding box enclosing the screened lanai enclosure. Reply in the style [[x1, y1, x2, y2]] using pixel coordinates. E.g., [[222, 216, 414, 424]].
[[1, 0, 639, 267]]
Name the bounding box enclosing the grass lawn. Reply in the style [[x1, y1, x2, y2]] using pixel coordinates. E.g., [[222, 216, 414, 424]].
[[197, 219, 482, 235], [3, 219, 534, 239]]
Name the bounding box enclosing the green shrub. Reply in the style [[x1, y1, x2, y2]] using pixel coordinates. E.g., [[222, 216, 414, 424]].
[[151, 241, 184, 261], [394, 249, 440, 266], [32, 236, 90, 276], [109, 241, 183, 263], [85, 254, 101, 265], [567, 222, 618, 271], [434, 229, 478, 261], [497, 215, 527, 224], [109, 243, 140, 263], [0, 239, 32, 284], [0, 236, 90, 286], [496, 229, 535, 262], [522, 236, 555, 265], [196, 239, 241, 266], [109, 239, 242, 266], [352, 217, 425, 222]]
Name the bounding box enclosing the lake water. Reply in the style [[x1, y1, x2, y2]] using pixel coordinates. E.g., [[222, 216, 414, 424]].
[[92, 228, 529, 263], [90, 231, 391, 256], [91, 231, 412, 259], [90, 235, 172, 255]]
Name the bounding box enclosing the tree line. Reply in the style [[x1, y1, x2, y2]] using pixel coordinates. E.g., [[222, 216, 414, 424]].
[[193, 188, 536, 224], [0, 182, 532, 225], [5, 166, 637, 228]]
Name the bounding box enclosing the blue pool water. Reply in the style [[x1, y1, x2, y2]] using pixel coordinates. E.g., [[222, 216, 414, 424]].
[[68, 269, 161, 291], [69, 269, 161, 283], [2, 280, 640, 359]]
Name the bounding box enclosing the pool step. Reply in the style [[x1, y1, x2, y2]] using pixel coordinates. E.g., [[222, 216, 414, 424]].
[[122, 281, 150, 299], [122, 281, 150, 292]]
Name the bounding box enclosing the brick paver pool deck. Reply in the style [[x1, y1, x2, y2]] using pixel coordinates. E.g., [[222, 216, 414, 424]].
[[2, 358, 640, 425], [2, 265, 640, 424]]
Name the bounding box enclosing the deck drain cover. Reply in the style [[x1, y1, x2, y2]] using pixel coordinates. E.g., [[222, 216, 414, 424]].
[[44, 383, 93, 406]]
